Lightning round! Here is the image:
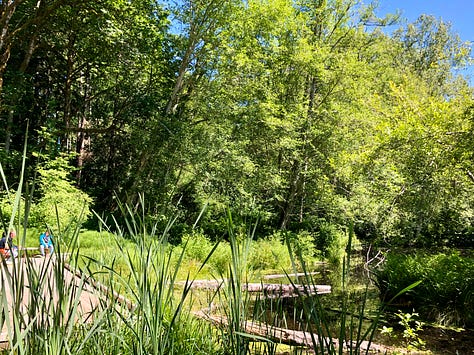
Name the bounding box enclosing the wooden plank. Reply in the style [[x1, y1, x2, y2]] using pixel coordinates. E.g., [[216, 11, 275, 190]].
[[0, 256, 105, 344], [263, 272, 320, 280], [243, 283, 331, 297], [177, 280, 331, 297], [194, 312, 403, 354], [63, 262, 136, 311]]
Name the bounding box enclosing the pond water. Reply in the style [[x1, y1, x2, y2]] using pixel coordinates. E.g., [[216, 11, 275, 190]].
[[250, 258, 474, 354]]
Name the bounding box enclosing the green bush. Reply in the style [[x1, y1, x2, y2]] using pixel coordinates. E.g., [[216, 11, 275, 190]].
[[313, 222, 361, 265], [314, 221, 339, 254], [33, 155, 93, 232], [249, 235, 290, 271], [373, 251, 474, 327], [179, 231, 232, 275], [178, 231, 302, 275], [181, 231, 214, 261], [19, 156, 92, 231], [278, 230, 318, 263], [0, 190, 35, 227], [209, 241, 232, 275], [76, 230, 118, 250]]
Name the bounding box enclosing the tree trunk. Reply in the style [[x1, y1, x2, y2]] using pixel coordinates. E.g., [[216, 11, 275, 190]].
[[75, 66, 92, 185], [0, 0, 18, 151], [279, 161, 302, 230]]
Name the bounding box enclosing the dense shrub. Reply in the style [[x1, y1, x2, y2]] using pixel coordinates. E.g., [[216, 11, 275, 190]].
[[313, 222, 362, 265], [276, 230, 318, 262], [181, 232, 215, 261], [249, 235, 291, 271], [373, 251, 474, 327], [34, 155, 93, 231], [181, 231, 289, 274], [209, 242, 232, 275], [178, 231, 232, 275], [0, 190, 32, 226]]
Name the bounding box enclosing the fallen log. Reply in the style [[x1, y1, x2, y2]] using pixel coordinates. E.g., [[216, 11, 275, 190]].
[[263, 272, 320, 280], [176, 280, 331, 297], [194, 312, 404, 354], [243, 283, 331, 298]]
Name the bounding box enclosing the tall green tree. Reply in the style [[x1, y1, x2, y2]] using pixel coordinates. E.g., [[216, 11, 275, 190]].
[[179, 0, 393, 232], [1, 0, 103, 155], [2, 0, 473, 248], [2, 0, 173, 216]]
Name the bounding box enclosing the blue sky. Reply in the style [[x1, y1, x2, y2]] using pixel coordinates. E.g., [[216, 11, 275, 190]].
[[375, 0, 474, 83]]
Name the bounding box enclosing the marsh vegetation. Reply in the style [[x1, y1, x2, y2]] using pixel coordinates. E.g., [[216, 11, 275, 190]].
[[1, 0, 474, 353]]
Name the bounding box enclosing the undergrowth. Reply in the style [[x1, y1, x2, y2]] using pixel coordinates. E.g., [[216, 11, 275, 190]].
[[373, 251, 474, 328]]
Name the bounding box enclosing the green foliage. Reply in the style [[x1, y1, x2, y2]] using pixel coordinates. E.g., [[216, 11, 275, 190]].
[[89, 196, 224, 355], [396, 311, 426, 350], [343, 74, 474, 246], [179, 231, 232, 275], [2, 0, 474, 249], [394, 14, 471, 94], [175, 223, 354, 275], [279, 227, 386, 354], [217, 210, 253, 355], [178, 230, 303, 275], [0, 189, 30, 227], [279, 230, 319, 267], [249, 235, 291, 271], [373, 251, 474, 327], [380, 311, 426, 351], [180, 231, 215, 262], [314, 222, 350, 264], [33, 156, 92, 232], [0, 9, 473, 354]]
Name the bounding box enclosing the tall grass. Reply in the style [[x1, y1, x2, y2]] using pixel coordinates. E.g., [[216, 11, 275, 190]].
[[279, 224, 421, 354], [214, 209, 255, 355], [1, 155, 106, 354], [1, 143, 422, 354], [88, 194, 221, 355], [1, 145, 220, 354]]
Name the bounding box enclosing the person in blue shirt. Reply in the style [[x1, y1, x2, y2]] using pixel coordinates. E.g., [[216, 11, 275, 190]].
[[39, 230, 53, 256]]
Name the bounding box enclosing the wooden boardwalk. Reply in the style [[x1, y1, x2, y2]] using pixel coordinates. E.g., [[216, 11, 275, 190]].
[[0, 255, 104, 345], [4, 260, 379, 352]]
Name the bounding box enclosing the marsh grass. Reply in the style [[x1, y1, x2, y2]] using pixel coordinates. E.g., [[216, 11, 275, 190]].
[[214, 209, 255, 355], [0, 186, 106, 354], [1, 143, 422, 354], [373, 251, 474, 328], [270, 224, 422, 355], [88, 194, 223, 355], [1, 143, 220, 354]]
